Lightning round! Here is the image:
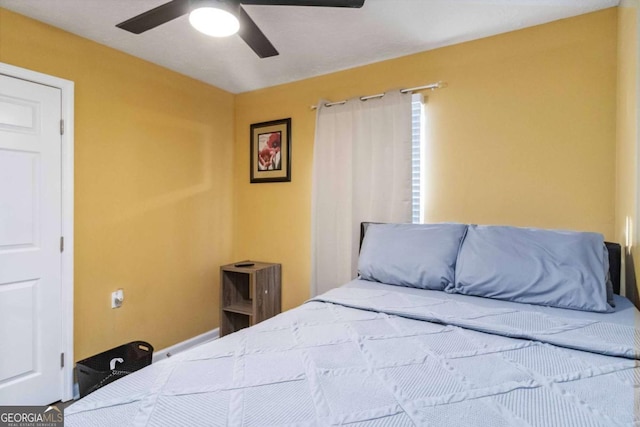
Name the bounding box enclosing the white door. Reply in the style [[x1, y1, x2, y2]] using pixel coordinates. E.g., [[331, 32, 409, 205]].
[[0, 74, 63, 405]]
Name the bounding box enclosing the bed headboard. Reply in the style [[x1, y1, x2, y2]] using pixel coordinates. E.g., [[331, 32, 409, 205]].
[[606, 242, 621, 295], [359, 222, 622, 295]]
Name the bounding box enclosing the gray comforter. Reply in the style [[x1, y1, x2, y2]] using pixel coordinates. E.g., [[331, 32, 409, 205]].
[[66, 280, 640, 426]]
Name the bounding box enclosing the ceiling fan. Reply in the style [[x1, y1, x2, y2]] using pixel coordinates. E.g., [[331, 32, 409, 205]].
[[116, 0, 366, 58]]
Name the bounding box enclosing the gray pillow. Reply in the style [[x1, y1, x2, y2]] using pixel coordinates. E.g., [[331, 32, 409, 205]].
[[358, 223, 468, 290], [604, 248, 615, 308], [449, 225, 612, 312]]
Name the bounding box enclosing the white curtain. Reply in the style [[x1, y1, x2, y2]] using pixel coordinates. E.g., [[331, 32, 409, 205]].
[[311, 91, 413, 296]]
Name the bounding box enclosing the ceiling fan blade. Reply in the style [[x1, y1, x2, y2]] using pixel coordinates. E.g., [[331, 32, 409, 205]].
[[238, 7, 279, 58], [116, 0, 191, 34], [240, 0, 364, 7]]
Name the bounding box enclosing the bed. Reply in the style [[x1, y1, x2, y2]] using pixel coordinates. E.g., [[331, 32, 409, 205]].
[[65, 223, 639, 427]]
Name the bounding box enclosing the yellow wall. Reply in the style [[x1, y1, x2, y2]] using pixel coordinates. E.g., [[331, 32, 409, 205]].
[[233, 9, 619, 311], [616, 2, 639, 295], [0, 9, 235, 360]]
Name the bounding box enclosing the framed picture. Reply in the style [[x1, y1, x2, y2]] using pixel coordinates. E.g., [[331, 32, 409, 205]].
[[250, 118, 291, 183]]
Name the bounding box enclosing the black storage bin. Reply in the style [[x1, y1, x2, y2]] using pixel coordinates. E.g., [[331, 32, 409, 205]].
[[76, 341, 153, 398]]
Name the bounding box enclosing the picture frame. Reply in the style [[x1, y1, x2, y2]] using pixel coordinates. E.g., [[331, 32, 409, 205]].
[[250, 118, 291, 183]]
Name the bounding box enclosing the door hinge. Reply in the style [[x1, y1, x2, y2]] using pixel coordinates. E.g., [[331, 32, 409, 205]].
[[60, 119, 64, 135], [60, 236, 64, 253], [60, 353, 64, 368]]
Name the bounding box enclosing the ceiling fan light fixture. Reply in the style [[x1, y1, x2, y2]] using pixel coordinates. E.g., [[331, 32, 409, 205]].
[[189, 6, 239, 37]]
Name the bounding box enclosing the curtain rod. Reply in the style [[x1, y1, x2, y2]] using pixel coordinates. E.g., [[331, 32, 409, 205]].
[[310, 80, 447, 110]]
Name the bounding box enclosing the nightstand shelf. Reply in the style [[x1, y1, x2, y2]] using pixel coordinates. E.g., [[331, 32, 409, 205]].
[[222, 301, 253, 316], [220, 261, 281, 337]]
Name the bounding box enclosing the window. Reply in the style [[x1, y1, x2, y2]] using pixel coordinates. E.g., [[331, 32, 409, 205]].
[[411, 94, 425, 224]]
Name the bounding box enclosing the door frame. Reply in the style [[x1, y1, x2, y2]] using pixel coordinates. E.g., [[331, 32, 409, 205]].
[[0, 62, 75, 402]]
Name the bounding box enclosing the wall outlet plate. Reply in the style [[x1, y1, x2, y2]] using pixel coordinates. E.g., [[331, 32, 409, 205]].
[[111, 289, 124, 309]]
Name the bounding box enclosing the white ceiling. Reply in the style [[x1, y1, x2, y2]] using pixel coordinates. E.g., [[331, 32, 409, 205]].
[[0, 0, 620, 93]]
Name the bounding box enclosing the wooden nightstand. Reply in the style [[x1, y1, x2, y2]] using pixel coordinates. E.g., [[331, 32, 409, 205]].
[[220, 261, 281, 337]]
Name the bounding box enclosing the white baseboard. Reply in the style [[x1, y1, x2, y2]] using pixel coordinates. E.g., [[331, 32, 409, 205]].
[[152, 328, 219, 363]]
